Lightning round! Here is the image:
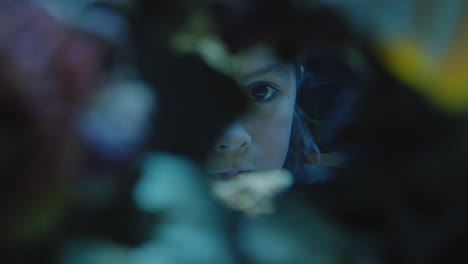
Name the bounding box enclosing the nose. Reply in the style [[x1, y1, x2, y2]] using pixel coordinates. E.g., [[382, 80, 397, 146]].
[[215, 122, 252, 153]]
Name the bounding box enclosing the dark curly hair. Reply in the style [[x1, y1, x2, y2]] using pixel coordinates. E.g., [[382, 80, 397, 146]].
[[284, 63, 325, 183]]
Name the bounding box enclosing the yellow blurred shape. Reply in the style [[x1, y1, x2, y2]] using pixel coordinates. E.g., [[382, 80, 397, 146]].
[[377, 36, 468, 113]]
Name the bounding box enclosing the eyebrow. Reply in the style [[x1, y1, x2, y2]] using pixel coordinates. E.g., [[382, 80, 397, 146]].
[[239, 64, 291, 83]]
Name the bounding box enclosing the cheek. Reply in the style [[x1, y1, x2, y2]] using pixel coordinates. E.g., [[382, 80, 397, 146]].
[[247, 98, 295, 170]]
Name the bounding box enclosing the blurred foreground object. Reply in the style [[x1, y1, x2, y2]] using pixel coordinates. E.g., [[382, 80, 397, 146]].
[[0, 0, 111, 254], [211, 170, 293, 216], [375, 1, 468, 113], [323, 0, 468, 112], [130, 153, 234, 264], [78, 65, 156, 161]]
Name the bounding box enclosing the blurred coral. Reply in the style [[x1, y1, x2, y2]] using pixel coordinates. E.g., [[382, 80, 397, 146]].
[[0, 0, 111, 250]]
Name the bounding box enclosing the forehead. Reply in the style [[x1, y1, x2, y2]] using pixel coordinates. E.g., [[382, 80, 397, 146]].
[[231, 46, 294, 81]]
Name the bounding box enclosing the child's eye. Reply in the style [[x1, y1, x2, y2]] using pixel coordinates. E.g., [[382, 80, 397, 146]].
[[246, 82, 279, 102]]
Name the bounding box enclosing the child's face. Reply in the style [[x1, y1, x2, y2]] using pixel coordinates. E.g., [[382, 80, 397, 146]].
[[206, 47, 297, 180]]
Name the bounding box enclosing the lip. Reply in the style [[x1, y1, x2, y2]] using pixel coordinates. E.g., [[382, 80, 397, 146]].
[[210, 169, 253, 181]]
